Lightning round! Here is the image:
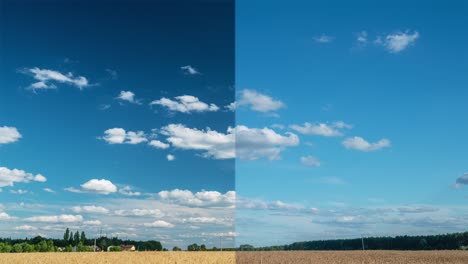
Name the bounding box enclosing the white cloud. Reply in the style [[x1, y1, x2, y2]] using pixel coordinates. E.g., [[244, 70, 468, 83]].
[[143, 220, 175, 228], [102, 128, 147, 144], [66, 179, 117, 195], [0, 126, 22, 144], [71, 205, 109, 214], [25, 214, 83, 223], [453, 173, 468, 189], [157, 189, 235, 208], [81, 179, 117, 195], [114, 209, 164, 217], [0, 166, 47, 187], [381, 31, 419, 53], [180, 65, 200, 75], [43, 188, 55, 193], [150, 95, 219, 113], [225, 102, 236, 111], [300, 156, 321, 167], [160, 124, 234, 159], [14, 225, 37, 231], [148, 140, 170, 149], [0, 212, 13, 220], [160, 124, 298, 160], [356, 31, 368, 44], [238, 89, 284, 113], [166, 154, 175, 161], [314, 34, 334, 43], [234, 125, 299, 160], [116, 91, 141, 104], [342, 136, 391, 151], [118, 186, 141, 196], [83, 220, 102, 225], [22, 67, 89, 90], [10, 189, 28, 194], [290, 121, 351, 137]]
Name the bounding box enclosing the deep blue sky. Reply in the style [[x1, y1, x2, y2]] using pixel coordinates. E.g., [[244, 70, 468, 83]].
[[1, 0, 235, 248]]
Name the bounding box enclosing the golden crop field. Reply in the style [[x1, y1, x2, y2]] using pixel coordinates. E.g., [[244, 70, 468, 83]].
[[0, 252, 235, 264], [1, 251, 468, 264], [236, 251, 468, 264]]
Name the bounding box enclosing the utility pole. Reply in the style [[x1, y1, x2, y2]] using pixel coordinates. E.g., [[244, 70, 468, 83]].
[[361, 235, 365, 250]]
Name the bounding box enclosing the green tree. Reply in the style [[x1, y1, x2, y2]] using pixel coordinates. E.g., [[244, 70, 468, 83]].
[[172, 246, 181, 251], [64, 228, 70, 242], [200, 244, 207, 251], [73, 231, 80, 246], [13, 243, 23, 253], [69, 231, 74, 245], [80, 231, 86, 244]]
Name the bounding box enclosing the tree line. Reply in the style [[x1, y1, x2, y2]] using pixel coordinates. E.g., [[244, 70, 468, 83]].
[[0, 227, 163, 253], [239, 231, 468, 251]]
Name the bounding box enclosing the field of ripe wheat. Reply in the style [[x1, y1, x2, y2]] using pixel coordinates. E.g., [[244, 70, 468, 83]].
[[0, 252, 236, 264], [236, 251, 468, 264], [2, 251, 468, 263]]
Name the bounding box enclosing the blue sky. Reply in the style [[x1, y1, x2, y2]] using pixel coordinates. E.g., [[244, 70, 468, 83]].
[[1, 0, 468, 250], [1, 0, 235, 248], [236, 0, 468, 246]]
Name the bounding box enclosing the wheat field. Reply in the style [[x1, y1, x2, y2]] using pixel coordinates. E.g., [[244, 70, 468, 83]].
[[0, 252, 235, 264], [1, 251, 468, 264], [236, 251, 468, 264]]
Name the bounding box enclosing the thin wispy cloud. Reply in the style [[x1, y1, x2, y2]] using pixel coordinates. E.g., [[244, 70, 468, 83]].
[[237, 89, 285, 113], [314, 34, 334, 43], [300, 156, 321, 167], [378, 30, 420, 53], [20, 67, 90, 90], [180, 65, 200, 75], [290, 121, 352, 137]]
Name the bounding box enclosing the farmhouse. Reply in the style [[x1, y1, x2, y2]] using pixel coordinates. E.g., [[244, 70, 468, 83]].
[[121, 244, 136, 251]]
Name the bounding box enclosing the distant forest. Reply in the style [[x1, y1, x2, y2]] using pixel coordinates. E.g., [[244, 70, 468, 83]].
[[239, 231, 468, 251]]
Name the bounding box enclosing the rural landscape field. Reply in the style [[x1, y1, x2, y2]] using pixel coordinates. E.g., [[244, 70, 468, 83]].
[[235, 251, 468, 264], [1, 251, 468, 264]]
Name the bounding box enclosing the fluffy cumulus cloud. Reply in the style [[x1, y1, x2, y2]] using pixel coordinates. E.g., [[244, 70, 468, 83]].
[[148, 140, 169, 149], [102, 128, 147, 144], [379, 30, 419, 53], [300, 156, 321, 167], [0, 167, 46, 188], [20, 67, 89, 90], [0, 126, 22, 144], [25, 214, 83, 223], [453, 173, 468, 189], [157, 189, 235, 208], [234, 125, 299, 160], [342, 136, 390, 151], [166, 154, 175, 161], [237, 89, 285, 113], [150, 95, 219, 113], [160, 124, 298, 160], [116, 91, 141, 104], [160, 124, 234, 159], [290, 121, 351, 137], [180, 65, 200, 75], [66, 179, 117, 195], [14, 225, 37, 231], [143, 220, 175, 228], [71, 205, 109, 214]]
